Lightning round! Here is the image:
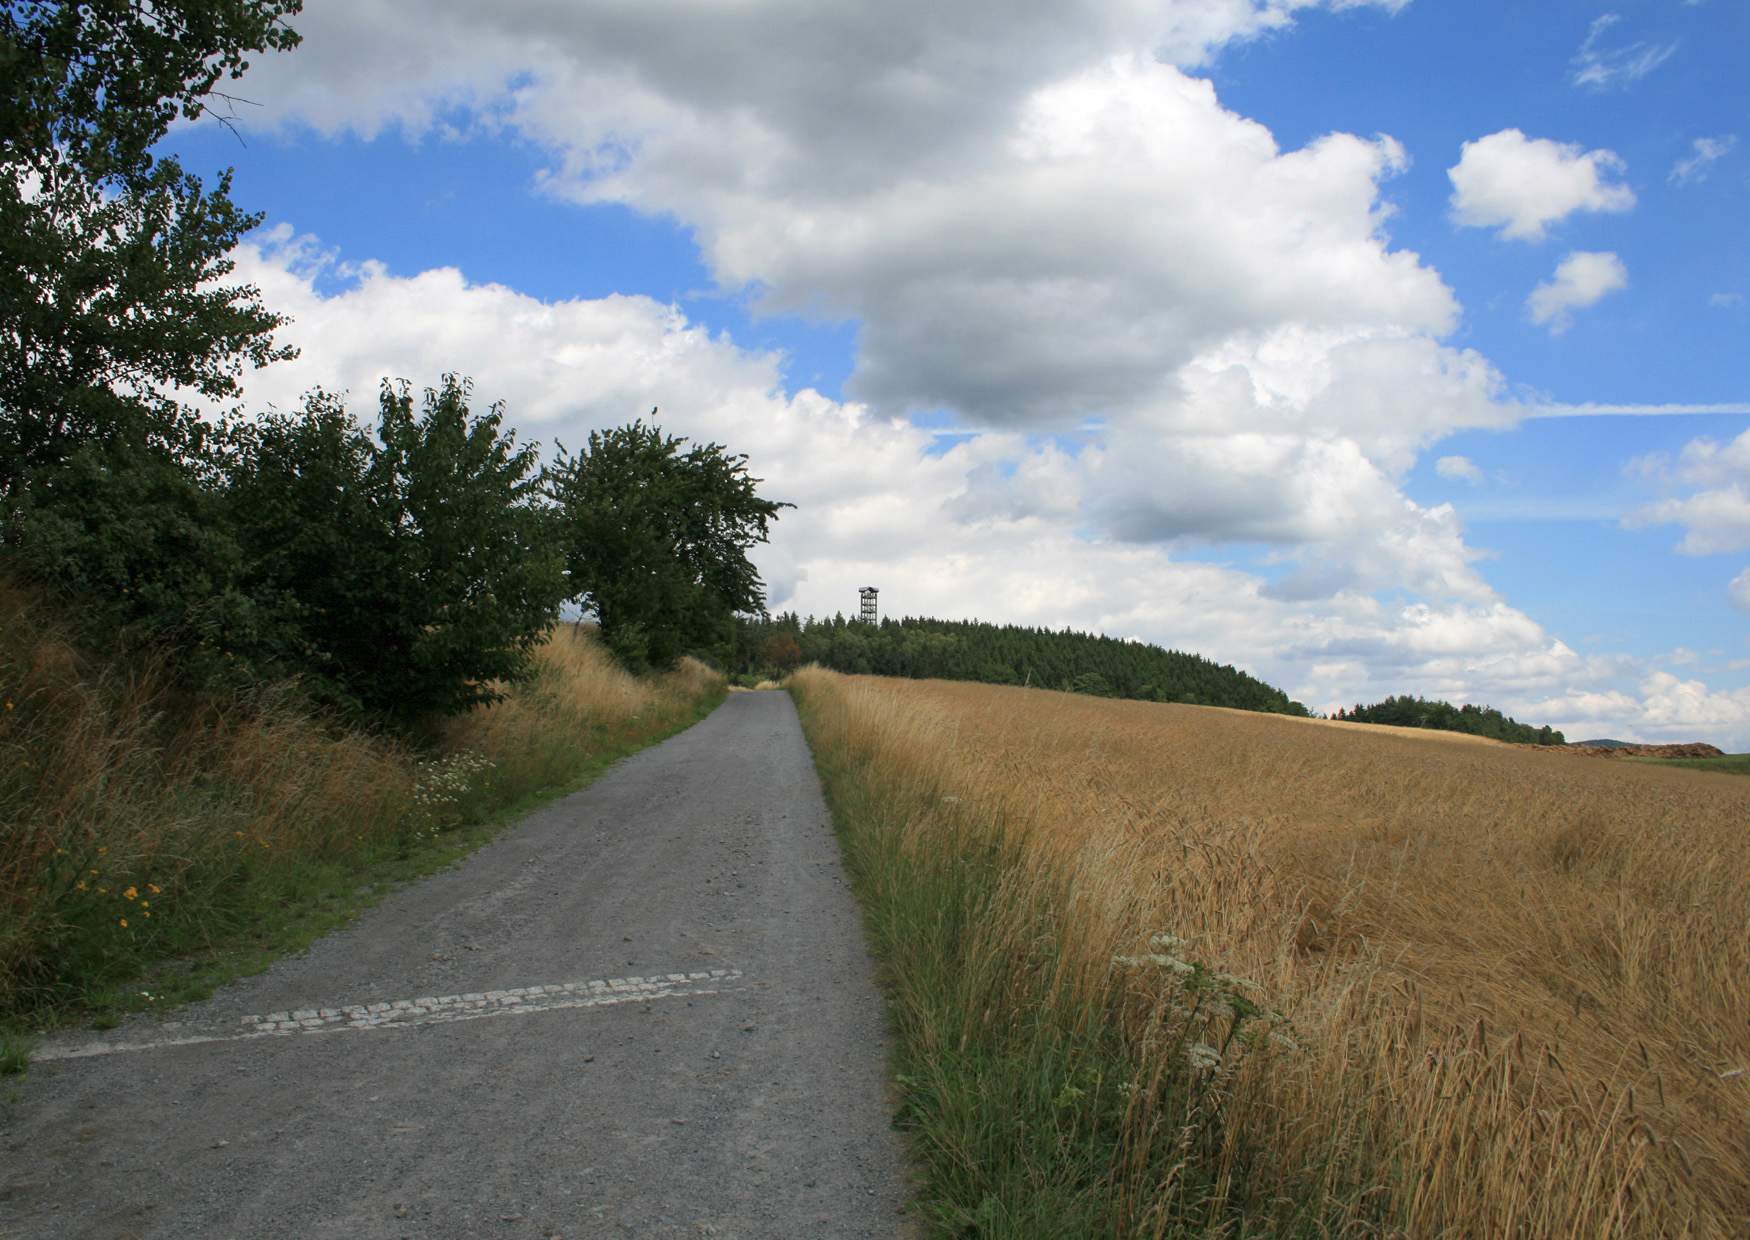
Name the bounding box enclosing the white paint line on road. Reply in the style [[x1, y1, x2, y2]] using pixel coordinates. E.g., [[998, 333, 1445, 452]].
[[34, 968, 744, 1061]]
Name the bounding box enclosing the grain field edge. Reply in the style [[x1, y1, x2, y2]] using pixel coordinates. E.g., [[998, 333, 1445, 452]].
[[787, 668, 1356, 1239]]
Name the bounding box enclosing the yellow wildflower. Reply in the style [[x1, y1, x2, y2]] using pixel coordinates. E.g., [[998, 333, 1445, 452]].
[[117, 917, 128, 928], [124, 886, 138, 900], [147, 883, 162, 894], [140, 901, 149, 909], [75, 880, 86, 892]]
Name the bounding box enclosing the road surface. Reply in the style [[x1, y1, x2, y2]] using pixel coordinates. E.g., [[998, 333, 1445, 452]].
[[1, 691, 908, 1238]]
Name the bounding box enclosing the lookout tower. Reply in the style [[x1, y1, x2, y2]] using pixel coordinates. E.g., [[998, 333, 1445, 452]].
[[858, 586, 879, 624]]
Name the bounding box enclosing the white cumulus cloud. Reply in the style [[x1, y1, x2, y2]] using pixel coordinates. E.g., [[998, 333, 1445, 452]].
[[1635, 490, 1750, 555], [1632, 672, 1750, 732], [1435, 454, 1484, 484], [202, 3, 1455, 433], [189, 0, 1519, 605], [1667, 431, 1750, 490], [1447, 129, 1635, 242], [1627, 429, 1750, 555], [1527, 251, 1628, 334], [1529, 674, 1750, 746]]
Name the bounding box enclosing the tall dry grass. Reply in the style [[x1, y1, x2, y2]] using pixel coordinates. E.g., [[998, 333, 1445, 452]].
[[0, 580, 721, 1023], [446, 623, 721, 796], [793, 668, 1750, 1237]]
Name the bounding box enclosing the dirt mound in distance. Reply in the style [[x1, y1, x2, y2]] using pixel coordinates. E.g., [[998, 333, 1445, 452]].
[[1557, 741, 1725, 759]]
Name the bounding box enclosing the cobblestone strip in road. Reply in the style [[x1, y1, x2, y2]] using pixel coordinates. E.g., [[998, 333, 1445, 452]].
[[34, 968, 744, 1061]]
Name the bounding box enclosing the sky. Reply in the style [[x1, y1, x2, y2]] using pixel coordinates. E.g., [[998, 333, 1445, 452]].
[[160, 0, 1750, 746]]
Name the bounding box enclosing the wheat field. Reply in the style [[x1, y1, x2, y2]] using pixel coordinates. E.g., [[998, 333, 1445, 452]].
[[794, 668, 1750, 1236]]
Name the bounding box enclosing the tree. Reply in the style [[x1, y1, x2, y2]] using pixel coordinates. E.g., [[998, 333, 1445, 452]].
[[218, 389, 383, 696], [224, 377, 570, 720], [4, 419, 253, 658], [1, 0, 303, 655], [0, 0, 302, 493], [761, 629, 803, 674], [1072, 670, 1113, 697], [0, 12, 569, 724], [547, 419, 791, 669]]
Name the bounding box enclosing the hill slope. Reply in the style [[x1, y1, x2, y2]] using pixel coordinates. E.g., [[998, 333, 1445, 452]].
[[735, 613, 1307, 715]]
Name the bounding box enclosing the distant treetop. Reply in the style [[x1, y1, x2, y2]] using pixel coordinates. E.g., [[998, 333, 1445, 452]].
[[1333, 695, 1565, 745]]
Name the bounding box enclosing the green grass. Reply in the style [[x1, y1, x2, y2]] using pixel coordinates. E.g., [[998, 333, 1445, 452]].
[[799, 723, 1145, 1236], [1626, 754, 1750, 776], [0, 1029, 31, 1075], [2, 686, 723, 1056]]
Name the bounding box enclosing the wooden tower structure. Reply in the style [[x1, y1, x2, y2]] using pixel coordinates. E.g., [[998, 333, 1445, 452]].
[[858, 586, 879, 624]]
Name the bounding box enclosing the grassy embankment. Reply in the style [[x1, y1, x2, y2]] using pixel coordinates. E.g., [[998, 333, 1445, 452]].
[[792, 667, 1750, 1238], [0, 581, 722, 1064]]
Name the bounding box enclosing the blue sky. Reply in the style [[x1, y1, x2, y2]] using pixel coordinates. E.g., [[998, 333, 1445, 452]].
[[163, 0, 1750, 744], [1206, 0, 1749, 700], [1214, 0, 1748, 397]]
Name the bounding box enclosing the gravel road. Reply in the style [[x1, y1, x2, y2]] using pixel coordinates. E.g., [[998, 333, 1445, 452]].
[[1, 691, 910, 1239]]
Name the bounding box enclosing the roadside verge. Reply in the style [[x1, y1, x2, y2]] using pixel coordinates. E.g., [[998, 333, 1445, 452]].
[[789, 667, 1317, 1238], [1, 621, 722, 1064]]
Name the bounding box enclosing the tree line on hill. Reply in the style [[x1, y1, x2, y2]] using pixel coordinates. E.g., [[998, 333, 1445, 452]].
[[733, 613, 1311, 715], [1332, 696, 1565, 745], [0, 1, 786, 726], [734, 616, 1572, 744]]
